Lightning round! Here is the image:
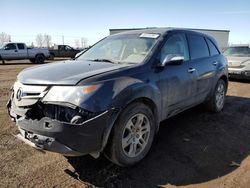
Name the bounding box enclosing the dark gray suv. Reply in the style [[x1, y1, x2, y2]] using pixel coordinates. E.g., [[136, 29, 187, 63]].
[[8, 29, 228, 166]]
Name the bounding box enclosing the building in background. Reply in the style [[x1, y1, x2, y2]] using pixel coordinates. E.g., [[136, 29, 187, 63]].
[[109, 27, 230, 50]]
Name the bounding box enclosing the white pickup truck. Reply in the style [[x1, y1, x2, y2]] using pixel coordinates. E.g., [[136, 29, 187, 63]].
[[0, 43, 50, 64]]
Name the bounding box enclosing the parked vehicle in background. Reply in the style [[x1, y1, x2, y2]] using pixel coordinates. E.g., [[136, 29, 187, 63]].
[[8, 29, 228, 166], [49, 45, 80, 59], [74, 48, 89, 58], [0, 43, 50, 64], [224, 45, 250, 79]]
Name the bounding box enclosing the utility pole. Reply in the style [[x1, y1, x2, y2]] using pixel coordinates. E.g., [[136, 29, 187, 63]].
[[81, 38, 84, 48], [62, 35, 64, 45]]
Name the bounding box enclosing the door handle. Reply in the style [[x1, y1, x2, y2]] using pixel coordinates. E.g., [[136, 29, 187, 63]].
[[188, 68, 196, 73], [15, 50, 18, 52], [213, 61, 218, 66]]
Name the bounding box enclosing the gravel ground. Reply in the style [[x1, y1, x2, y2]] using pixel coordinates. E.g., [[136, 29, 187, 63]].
[[0, 60, 250, 188]]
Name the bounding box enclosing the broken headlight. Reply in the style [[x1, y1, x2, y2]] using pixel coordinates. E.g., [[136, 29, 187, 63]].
[[26, 102, 100, 125]]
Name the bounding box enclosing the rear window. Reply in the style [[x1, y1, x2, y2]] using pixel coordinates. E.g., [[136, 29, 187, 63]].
[[17, 43, 25, 50], [206, 39, 220, 56], [188, 35, 209, 59]]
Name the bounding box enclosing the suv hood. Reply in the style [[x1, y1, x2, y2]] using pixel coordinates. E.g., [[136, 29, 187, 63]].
[[18, 60, 129, 85], [226, 56, 250, 67]]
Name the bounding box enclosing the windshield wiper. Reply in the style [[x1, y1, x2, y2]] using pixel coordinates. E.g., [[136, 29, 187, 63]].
[[89, 59, 117, 64]]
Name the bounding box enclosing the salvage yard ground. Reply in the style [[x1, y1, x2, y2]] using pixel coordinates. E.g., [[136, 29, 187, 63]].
[[0, 60, 250, 188]]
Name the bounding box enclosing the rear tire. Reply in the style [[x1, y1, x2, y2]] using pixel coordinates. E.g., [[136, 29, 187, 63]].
[[35, 54, 45, 64], [0, 56, 4, 64], [104, 102, 156, 166], [205, 79, 226, 112]]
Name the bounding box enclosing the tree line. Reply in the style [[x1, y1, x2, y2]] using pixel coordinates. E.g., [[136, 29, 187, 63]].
[[0, 32, 88, 48]]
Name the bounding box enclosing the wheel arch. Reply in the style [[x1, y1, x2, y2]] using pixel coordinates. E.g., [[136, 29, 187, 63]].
[[101, 96, 160, 152], [220, 74, 228, 91], [35, 53, 45, 58]]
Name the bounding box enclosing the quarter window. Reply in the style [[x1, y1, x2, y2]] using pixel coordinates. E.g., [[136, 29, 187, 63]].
[[206, 39, 220, 56], [188, 35, 209, 59]]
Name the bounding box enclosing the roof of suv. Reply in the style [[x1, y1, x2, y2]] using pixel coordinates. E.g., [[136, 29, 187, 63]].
[[112, 28, 214, 39]]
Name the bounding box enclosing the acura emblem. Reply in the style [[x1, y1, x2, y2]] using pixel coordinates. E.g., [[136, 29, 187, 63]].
[[16, 88, 23, 101]]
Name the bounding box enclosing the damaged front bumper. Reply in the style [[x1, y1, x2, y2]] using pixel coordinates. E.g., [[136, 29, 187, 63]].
[[7, 94, 116, 156]]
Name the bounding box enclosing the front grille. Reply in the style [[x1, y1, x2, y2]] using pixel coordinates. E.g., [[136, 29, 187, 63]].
[[12, 81, 49, 107]]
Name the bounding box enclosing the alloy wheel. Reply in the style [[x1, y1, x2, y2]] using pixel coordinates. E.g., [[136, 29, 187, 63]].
[[122, 113, 150, 158]]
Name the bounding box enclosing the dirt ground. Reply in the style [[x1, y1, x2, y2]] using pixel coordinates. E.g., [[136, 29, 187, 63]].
[[0, 60, 250, 188]]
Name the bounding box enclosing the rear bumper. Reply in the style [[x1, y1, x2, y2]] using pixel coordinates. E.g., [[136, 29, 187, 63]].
[[7, 99, 116, 156]]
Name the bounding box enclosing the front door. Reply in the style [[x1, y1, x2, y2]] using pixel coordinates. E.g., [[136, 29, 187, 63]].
[[1, 43, 17, 60], [157, 33, 197, 118]]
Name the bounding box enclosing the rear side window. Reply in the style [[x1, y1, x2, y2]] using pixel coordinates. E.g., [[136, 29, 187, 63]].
[[17, 43, 25, 50], [206, 39, 220, 56], [188, 35, 209, 59]]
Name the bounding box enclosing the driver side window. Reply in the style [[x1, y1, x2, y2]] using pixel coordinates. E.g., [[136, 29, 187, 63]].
[[5, 43, 17, 50], [160, 33, 189, 62]]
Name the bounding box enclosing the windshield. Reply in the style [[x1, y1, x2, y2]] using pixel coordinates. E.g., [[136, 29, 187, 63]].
[[224, 47, 250, 57], [78, 33, 159, 64], [0, 44, 4, 49]]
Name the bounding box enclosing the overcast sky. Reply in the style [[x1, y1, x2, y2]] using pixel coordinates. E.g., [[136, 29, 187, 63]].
[[1, 0, 250, 46]]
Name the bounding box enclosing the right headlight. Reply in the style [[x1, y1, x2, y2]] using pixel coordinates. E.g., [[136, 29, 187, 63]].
[[42, 84, 102, 106]]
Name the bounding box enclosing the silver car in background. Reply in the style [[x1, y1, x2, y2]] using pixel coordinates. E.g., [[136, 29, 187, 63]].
[[224, 45, 250, 79]]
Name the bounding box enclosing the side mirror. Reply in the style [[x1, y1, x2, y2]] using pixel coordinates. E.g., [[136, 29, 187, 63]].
[[159, 54, 184, 67]]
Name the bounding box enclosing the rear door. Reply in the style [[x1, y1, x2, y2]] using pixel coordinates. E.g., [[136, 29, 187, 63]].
[[1, 43, 17, 60], [16, 43, 27, 59], [187, 34, 217, 102]]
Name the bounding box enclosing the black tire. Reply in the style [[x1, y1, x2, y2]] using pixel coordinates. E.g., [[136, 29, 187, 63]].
[[35, 54, 45, 64], [205, 79, 226, 113], [104, 102, 156, 166], [49, 53, 55, 60], [0, 56, 4, 64]]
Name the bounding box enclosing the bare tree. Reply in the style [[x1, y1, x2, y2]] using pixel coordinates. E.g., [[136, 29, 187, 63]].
[[36, 34, 43, 47], [43, 34, 52, 48], [0, 32, 11, 44], [75, 39, 80, 49]]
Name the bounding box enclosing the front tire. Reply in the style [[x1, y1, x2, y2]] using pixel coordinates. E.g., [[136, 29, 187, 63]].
[[49, 53, 55, 60], [104, 102, 156, 166], [205, 79, 226, 112]]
